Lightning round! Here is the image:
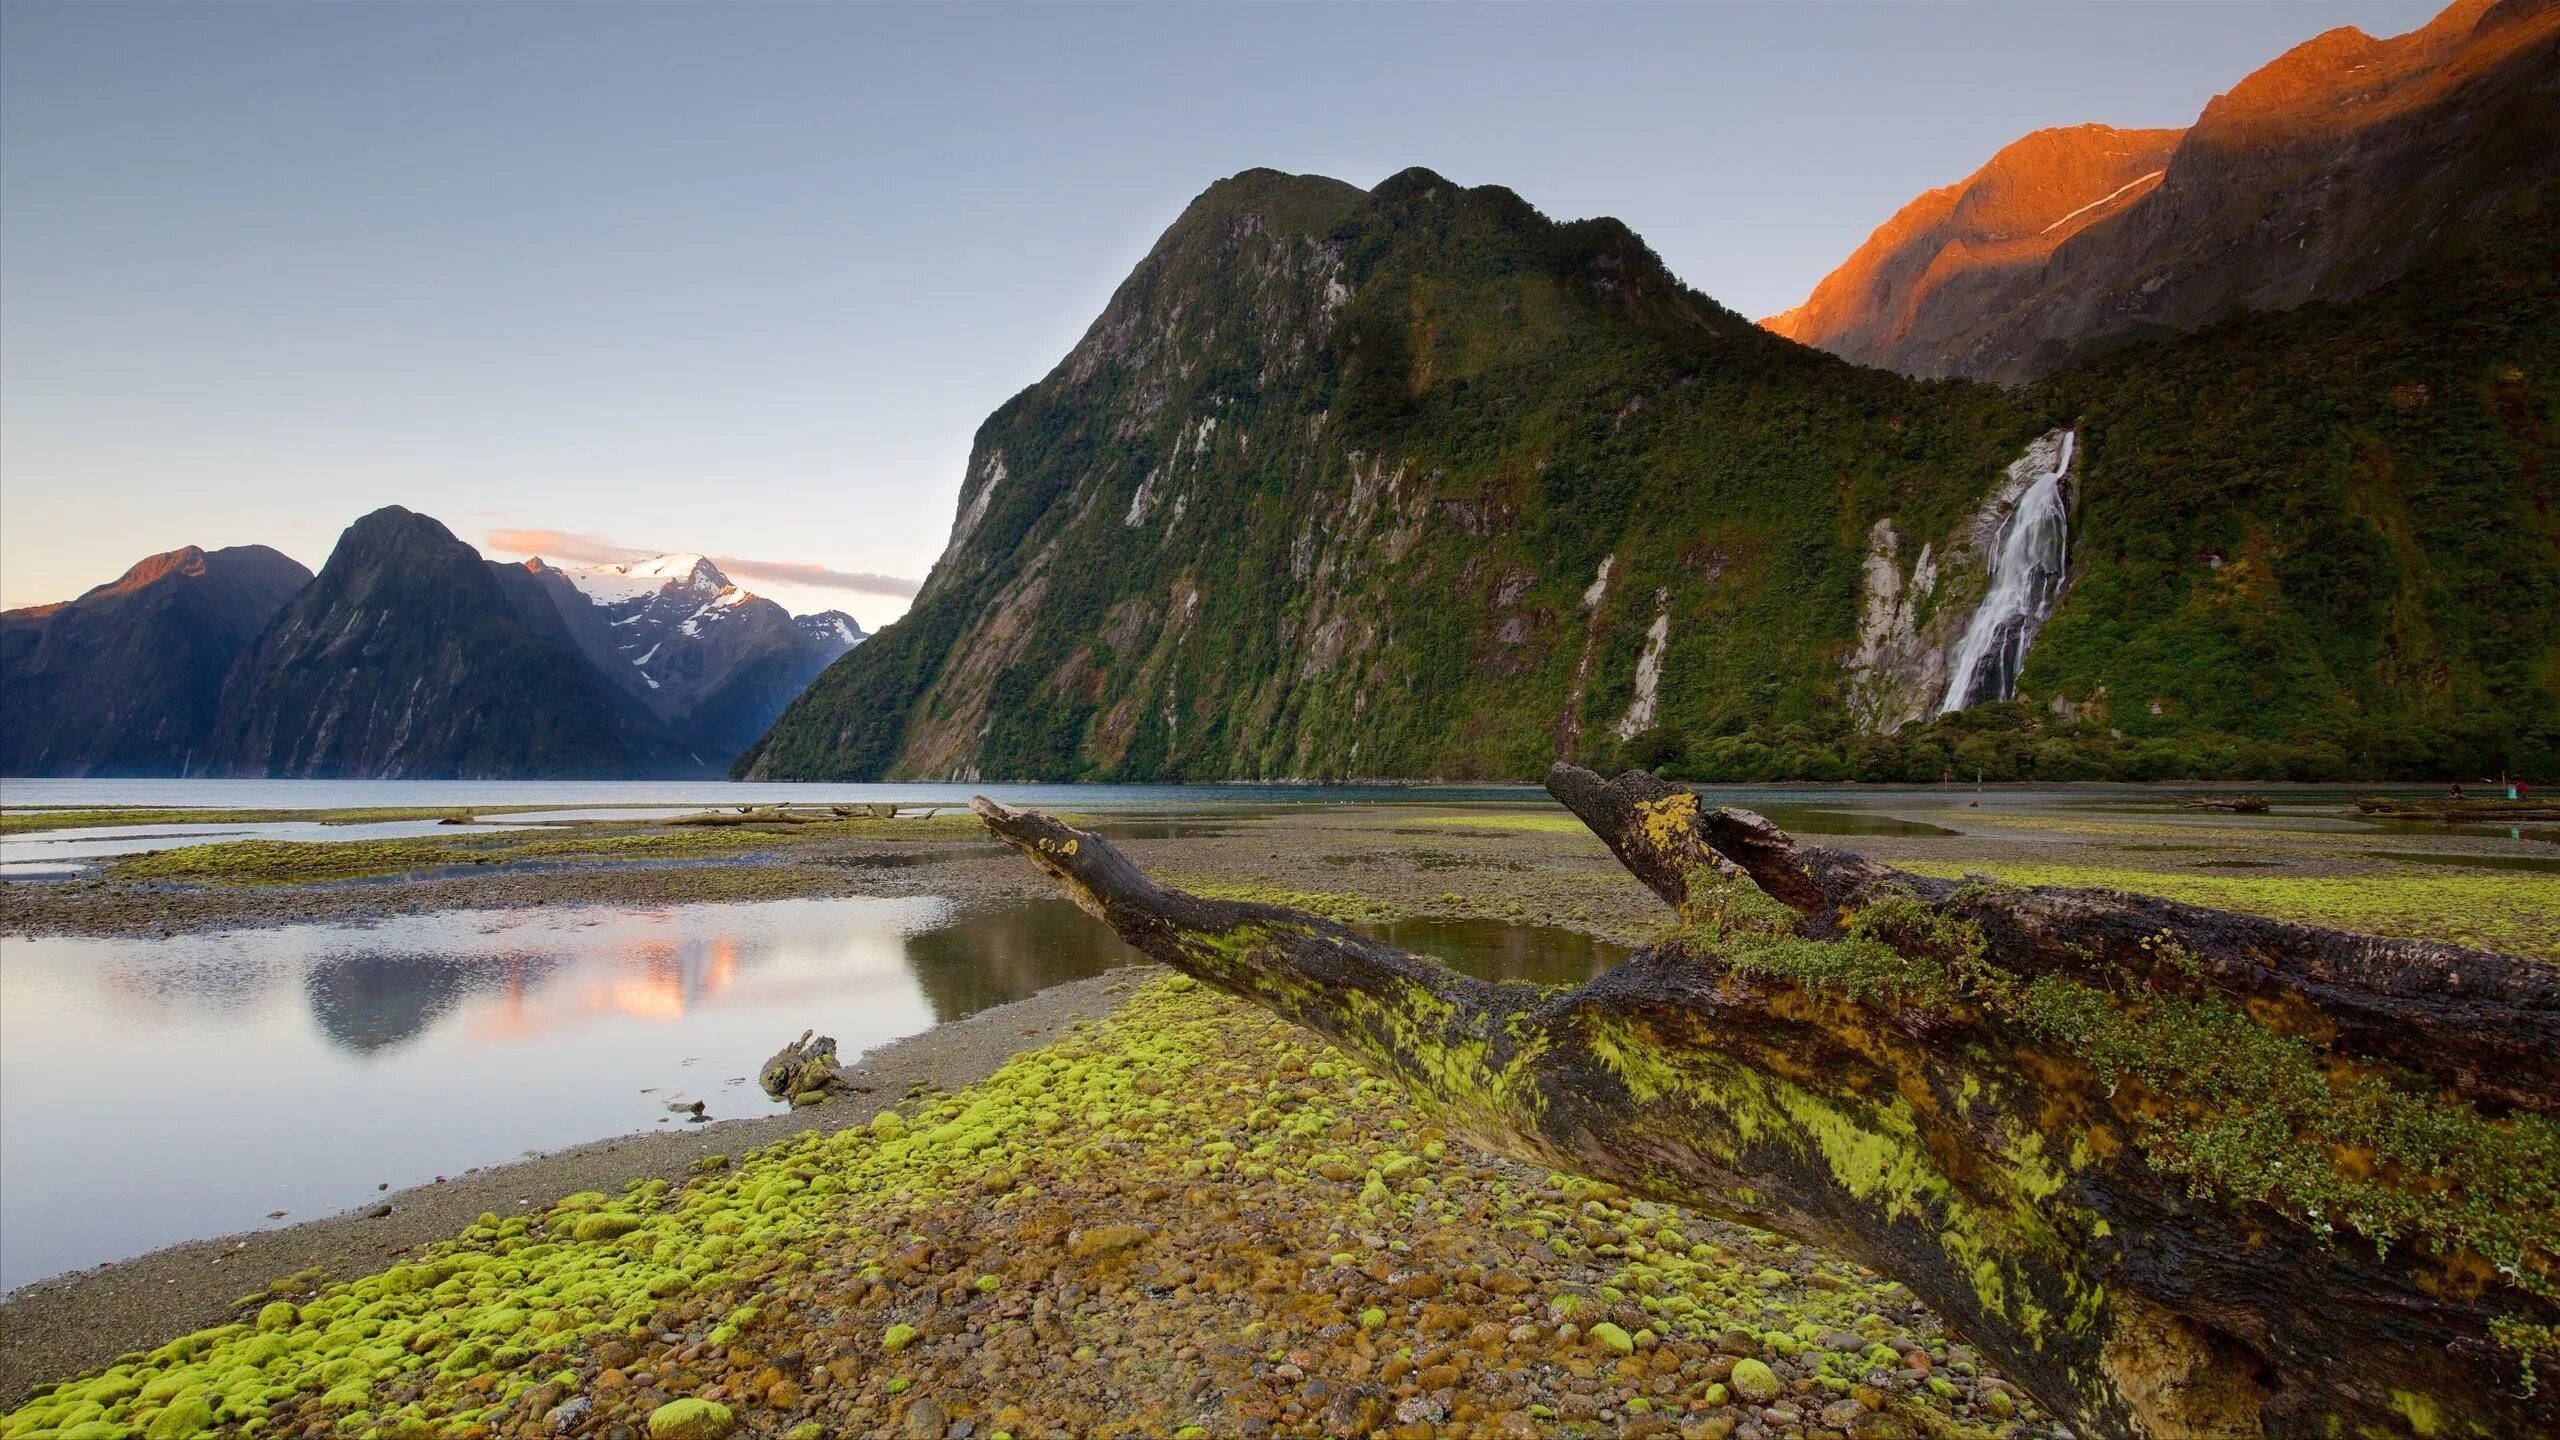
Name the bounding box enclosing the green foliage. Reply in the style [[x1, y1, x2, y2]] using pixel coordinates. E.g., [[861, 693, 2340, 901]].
[[1895, 860, 2560, 963], [751, 172, 2555, 783], [1636, 700, 2539, 784]]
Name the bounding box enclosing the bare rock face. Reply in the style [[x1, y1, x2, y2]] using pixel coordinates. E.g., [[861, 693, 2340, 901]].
[[1763, 124, 2181, 376], [1768, 0, 2560, 381]]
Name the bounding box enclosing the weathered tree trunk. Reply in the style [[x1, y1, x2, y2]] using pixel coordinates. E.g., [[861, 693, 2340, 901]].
[[972, 769, 2559, 1440]]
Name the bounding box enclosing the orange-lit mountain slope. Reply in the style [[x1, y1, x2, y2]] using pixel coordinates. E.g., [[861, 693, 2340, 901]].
[[1765, 0, 2560, 381]]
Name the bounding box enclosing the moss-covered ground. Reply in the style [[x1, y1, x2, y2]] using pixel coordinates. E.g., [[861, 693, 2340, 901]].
[[0, 809, 516, 838], [2, 980, 2038, 1440], [1897, 861, 2560, 962], [92, 814, 994, 889]]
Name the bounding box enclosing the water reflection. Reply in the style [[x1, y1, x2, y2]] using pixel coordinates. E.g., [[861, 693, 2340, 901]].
[[902, 903, 1145, 1022], [0, 894, 1643, 1290], [307, 953, 514, 1055], [1354, 917, 1630, 985]]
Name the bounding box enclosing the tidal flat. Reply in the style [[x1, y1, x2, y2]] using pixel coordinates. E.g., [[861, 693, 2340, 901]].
[[0, 788, 2547, 1438]]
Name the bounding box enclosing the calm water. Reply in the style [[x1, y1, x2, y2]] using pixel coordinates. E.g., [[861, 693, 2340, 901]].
[[0, 778, 1546, 811], [0, 895, 1624, 1292]]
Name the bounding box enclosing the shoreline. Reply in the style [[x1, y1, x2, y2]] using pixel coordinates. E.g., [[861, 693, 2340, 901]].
[[1, 800, 2546, 1433], [0, 968, 1153, 1402]]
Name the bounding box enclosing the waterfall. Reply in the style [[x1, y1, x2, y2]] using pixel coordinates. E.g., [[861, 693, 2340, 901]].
[[1940, 430, 2075, 713]]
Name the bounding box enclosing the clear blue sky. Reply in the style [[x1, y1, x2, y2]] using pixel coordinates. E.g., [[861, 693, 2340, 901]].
[[1, 1, 2442, 622]]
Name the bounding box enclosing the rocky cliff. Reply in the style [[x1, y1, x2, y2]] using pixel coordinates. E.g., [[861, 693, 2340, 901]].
[[746, 158, 2557, 783], [0, 545, 312, 776], [740, 167, 2049, 781], [1767, 0, 2560, 381]]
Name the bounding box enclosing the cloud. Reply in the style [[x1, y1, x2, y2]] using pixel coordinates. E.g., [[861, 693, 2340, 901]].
[[484, 529, 921, 600], [485, 529, 646, 566], [711, 557, 921, 599]]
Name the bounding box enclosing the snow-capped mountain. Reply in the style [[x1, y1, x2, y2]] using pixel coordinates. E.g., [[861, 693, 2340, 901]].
[[518, 553, 864, 762], [798, 611, 867, 648], [559, 553, 732, 607]]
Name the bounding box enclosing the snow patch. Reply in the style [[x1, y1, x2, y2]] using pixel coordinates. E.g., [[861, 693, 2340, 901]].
[[564, 554, 729, 605], [2039, 171, 2165, 235]]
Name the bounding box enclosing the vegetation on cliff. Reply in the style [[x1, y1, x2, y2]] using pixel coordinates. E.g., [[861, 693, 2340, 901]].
[[748, 164, 2556, 784]]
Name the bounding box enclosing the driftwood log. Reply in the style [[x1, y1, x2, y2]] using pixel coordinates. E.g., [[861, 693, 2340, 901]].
[[972, 766, 2559, 1440]]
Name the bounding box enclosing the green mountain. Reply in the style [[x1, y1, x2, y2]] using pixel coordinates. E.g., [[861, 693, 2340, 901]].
[[743, 167, 2557, 784]]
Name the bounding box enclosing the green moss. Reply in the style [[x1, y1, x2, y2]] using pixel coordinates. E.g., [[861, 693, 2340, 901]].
[[1712, 874, 2558, 1334], [569, 1214, 643, 1242], [106, 829, 774, 888], [645, 1398, 734, 1440], [1898, 861, 2560, 963], [1171, 878, 1403, 925]]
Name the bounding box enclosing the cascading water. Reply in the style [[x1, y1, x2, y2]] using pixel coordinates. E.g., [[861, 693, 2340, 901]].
[[1940, 429, 2074, 713]]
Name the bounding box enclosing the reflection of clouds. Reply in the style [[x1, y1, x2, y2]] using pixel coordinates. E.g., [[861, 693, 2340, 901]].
[[450, 901, 942, 1045], [12, 895, 986, 1070], [85, 944, 292, 1021]]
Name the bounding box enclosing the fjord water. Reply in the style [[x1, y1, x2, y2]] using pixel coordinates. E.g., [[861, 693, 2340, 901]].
[[0, 893, 1626, 1292]]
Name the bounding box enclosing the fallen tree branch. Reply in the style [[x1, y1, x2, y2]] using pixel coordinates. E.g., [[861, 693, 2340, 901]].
[[973, 777, 2559, 1440], [1546, 765, 2560, 1117]]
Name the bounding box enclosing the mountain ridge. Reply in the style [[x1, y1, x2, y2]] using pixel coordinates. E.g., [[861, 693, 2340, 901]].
[[1765, 0, 2560, 381], [743, 145, 2557, 783], [1, 545, 313, 777]]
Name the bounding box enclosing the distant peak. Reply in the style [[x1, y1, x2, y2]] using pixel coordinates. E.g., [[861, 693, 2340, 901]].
[[560, 553, 737, 606], [64, 545, 213, 605]]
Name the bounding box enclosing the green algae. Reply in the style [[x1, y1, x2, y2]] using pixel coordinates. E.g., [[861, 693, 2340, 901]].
[[1168, 878, 1403, 924], [2, 979, 2018, 1439], [644, 1397, 733, 1440], [1899, 860, 2560, 963], [0, 807, 542, 838], [105, 831, 771, 888]]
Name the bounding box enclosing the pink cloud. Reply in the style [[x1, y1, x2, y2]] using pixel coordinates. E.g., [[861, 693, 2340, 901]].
[[484, 529, 920, 600]]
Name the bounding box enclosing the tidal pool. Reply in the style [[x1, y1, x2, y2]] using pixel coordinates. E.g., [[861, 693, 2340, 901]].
[[0, 895, 1619, 1291]]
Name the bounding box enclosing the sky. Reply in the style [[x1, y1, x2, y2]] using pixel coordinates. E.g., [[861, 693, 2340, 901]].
[[1, 0, 2444, 622]]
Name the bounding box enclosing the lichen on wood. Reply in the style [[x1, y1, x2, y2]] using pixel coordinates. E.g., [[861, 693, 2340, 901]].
[[973, 767, 2560, 1440]]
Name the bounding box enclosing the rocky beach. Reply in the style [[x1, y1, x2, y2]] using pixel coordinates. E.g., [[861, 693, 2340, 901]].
[[2, 791, 2551, 1439]]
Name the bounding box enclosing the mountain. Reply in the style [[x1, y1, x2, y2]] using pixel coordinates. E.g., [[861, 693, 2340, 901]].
[[1760, 124, 2182, 376], [0, 545, 312, 776], [199, 515, 867, 779], [210, 508, 638, 779], [739, 165, 2036, 782], [522, 554, 862, 764], [1765, 0, 2560, 381], [742, 155, 2557, 785]]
